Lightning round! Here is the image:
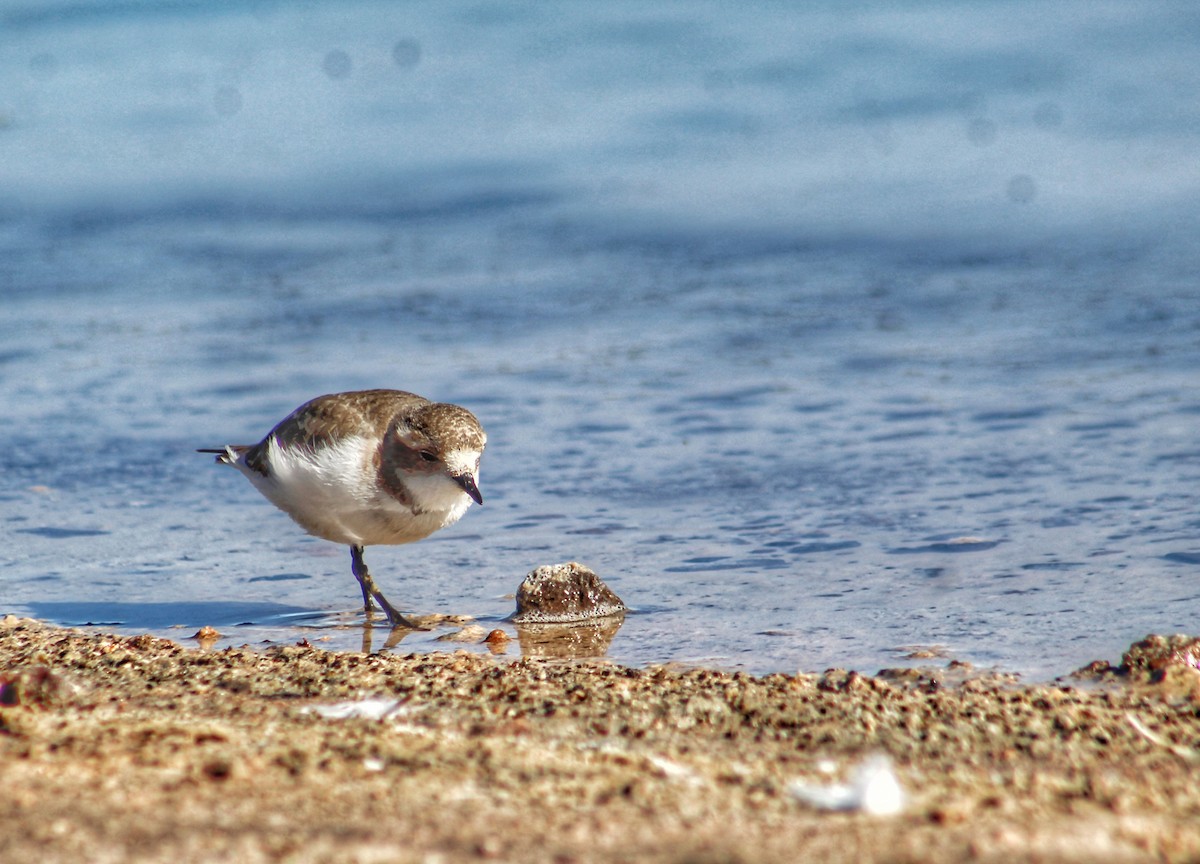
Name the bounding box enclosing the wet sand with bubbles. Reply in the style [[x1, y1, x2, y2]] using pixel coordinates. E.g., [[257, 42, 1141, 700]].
[[3, 616, 1200, 863]]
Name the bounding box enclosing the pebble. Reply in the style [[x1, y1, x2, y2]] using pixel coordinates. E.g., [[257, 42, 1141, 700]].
[[435, 625, 488, 643]]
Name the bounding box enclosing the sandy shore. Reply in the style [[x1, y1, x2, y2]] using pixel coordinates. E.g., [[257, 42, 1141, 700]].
[[2, 616, 1200, 863]]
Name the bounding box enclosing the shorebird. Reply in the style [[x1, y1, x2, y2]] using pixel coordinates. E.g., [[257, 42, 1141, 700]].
[[200, 389, 485, 628]]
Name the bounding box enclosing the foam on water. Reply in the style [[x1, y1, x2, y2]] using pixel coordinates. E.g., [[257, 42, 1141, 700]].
[[2, 2, 1199, 678]]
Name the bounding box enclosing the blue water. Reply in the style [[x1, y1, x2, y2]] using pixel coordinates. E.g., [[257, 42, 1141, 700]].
[[2, 1, 1199, 678]]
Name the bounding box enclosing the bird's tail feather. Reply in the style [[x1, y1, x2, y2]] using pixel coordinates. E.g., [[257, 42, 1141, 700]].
[[196, 445, 249, 465]]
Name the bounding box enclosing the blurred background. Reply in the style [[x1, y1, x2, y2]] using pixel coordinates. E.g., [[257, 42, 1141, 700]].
[[2, 1, 1199, 677]]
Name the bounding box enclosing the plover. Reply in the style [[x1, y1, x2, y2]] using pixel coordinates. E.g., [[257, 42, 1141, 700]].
[[200, 389, 486, 629]]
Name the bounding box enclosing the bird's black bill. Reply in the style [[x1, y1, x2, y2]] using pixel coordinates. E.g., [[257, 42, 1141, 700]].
[[454, 473, 483, 505]]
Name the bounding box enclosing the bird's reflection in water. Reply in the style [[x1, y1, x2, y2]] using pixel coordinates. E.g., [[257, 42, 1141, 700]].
[[514, 613, 625, 660], [359, 611, 475, 653], [361, 621, 412, 653], [355, 613, 625, 658]]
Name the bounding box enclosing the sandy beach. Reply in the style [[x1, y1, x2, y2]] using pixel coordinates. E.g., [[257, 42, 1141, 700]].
[[3, 616, 1200, 863]]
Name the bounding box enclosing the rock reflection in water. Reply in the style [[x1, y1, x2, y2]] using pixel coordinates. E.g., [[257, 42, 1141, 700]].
[[515, 614, 626, 660]]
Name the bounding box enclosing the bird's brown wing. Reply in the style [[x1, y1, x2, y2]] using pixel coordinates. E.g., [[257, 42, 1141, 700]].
[[202, 390, 429, 478], [264, 389, 429, 453]]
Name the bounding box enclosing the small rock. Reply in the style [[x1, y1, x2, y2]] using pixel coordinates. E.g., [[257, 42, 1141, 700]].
[[902, 646, 949, 660], [0, 666, 83, 708], [511, 562, 626, 624], [789, 753, 905, 816], [436, 624, 488, 643], [1069, 659, 1117, 680], [875, 668, 929, 686], [1123, 634, 1200, 673], [483, 629, 510, 655], [302, 699, 409, 721], [1071, 634, 1200, 684], [819, 669, 887, 693], [409, 613, 473, 629], [201, 757, 235, 781], [1150, 665, 1200, 703]]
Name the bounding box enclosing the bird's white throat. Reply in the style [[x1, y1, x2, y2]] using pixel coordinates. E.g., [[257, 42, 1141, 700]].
[[400, 469, 476, 518]]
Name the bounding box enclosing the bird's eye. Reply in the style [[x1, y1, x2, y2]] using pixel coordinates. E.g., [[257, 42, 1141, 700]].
[[419, 451, 438, 463]]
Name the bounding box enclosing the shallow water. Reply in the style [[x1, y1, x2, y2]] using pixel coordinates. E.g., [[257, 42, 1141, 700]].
[[2, 2, 1199, 678]]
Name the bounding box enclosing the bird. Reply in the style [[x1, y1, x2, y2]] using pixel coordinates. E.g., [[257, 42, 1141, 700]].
[[199, 389, 486, 629]]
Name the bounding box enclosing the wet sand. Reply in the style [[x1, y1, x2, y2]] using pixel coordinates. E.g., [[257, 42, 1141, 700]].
[[3, 616, 1200, 863]]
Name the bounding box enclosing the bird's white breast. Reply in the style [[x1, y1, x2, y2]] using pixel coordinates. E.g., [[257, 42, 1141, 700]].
[[233, 436, 470, 547]]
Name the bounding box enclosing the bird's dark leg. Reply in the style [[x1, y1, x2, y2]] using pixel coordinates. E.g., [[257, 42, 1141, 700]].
[[349, 545, 422, 630], [355, 559, 374, 615]]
